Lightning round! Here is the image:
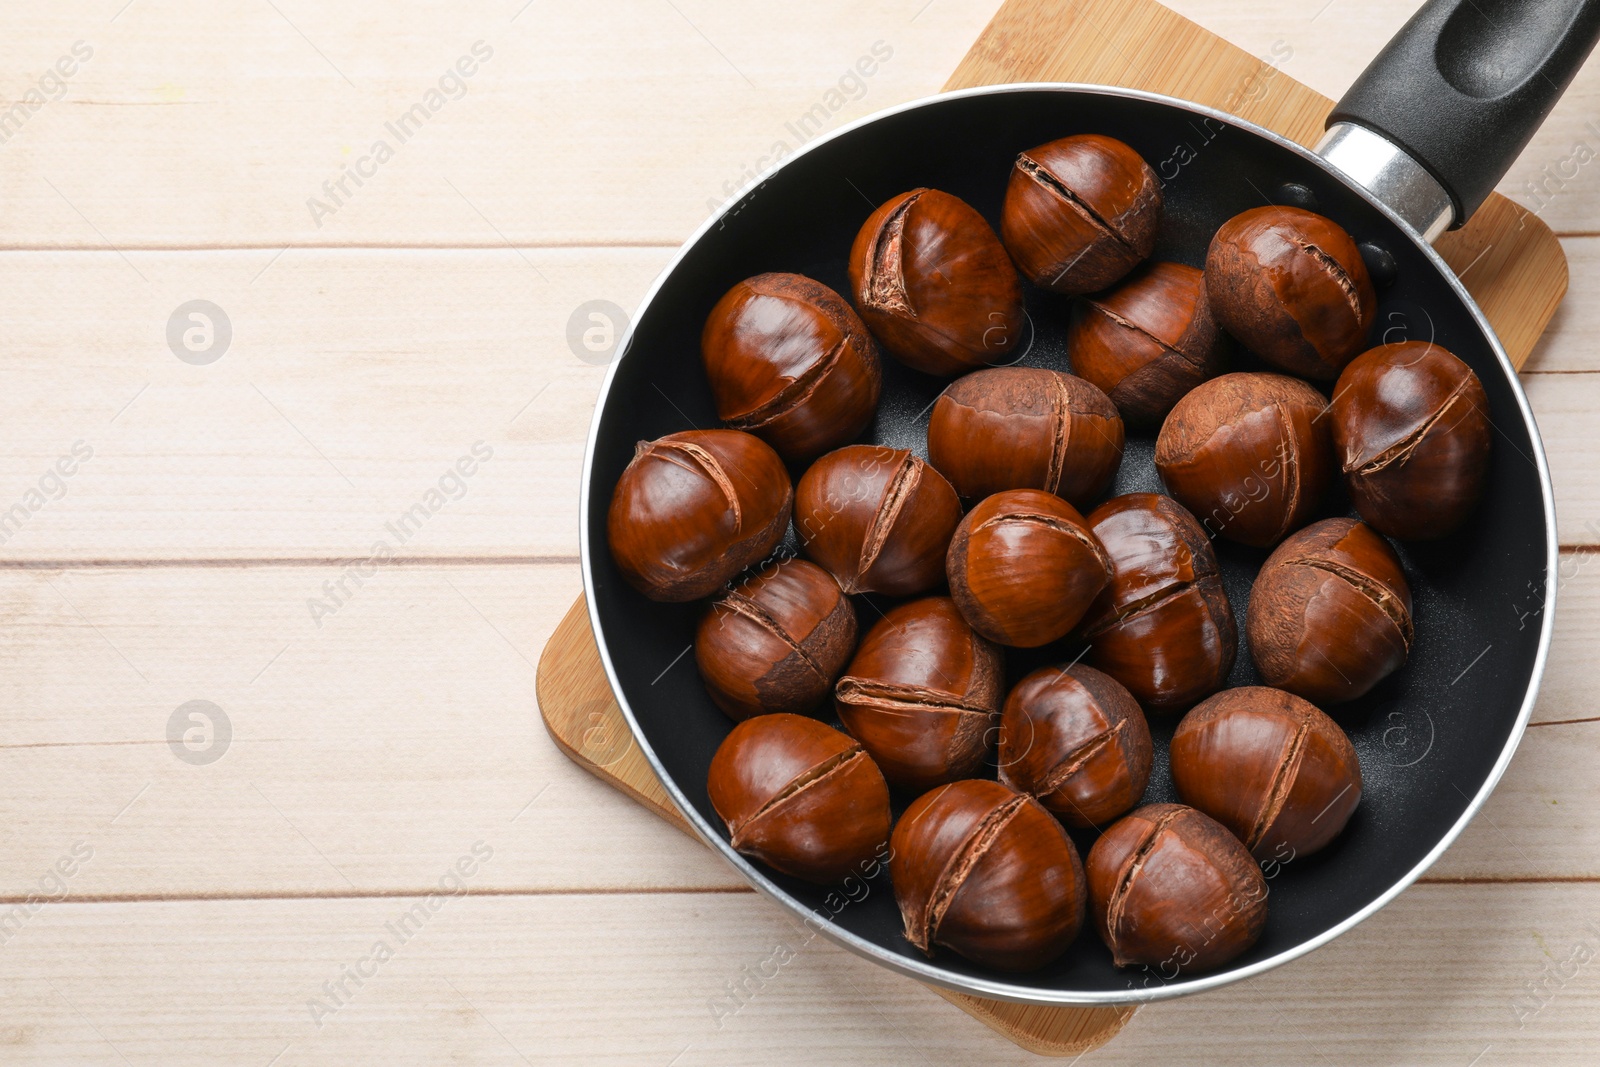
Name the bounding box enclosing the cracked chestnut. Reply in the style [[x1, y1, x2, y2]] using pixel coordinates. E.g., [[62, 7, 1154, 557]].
[[835, 597, 1003, 793], [1001, 134, 1162, 296], [795, 444, 962, 597], [1330, 341, 1492, 540], [701, 272, 883, 462], [1086, 803, 1267, 972], [1247, 518, 1413, 704], [1172, 686, 1361, 860], [695, 558, 858, 721], [707, 713, 892, 884], [1206, 206, 1376, 380], [607, 429, 792, 602], [1068, 261, 1227, 427], [998, 664, 1153, 829], [890, 779, 1085, 971], [1080, 493, 1237, 712], [848, 188, 1025, 376], [926, 367, 1124, 507], [947, 490, 1111, 649], [1155, 372, 1333, 547]]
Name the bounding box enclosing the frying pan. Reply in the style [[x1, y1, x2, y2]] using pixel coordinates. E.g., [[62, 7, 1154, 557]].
[[581, 0, 1598, 1004]]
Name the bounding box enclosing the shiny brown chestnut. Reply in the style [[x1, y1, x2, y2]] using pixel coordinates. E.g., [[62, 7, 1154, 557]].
[[1171, 686, 1361, 860], [1155, 372, 1333, 547], [795, 445, 962, 597], [890, 779, 1085, 971], [608, 429, 792, 602], [1069, 261, 1227, 427], [1247, 518, 1414, 704], [835, 597, 1003, 793], [1086, 803, 1267, 972], [999, 664, 1153, 829], [708, 713, 892, 884], [947, 490, 1111, 649], [848, 188, 1025, 376], [701, 273, 883, 462], [926, 367, 1125, 507], [1001, 134, 1162, 296], [695, 559, 858, 721], [1330, 341, 1492, 540], [1080, 494, 1237, 712], [1206, 206, 1376, 380]]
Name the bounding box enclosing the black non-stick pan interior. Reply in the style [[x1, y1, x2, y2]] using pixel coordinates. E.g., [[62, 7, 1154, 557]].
[[583, 88, 1552, 1000]]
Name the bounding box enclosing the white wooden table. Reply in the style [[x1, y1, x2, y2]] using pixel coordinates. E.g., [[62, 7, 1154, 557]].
[[0, 1, 1596, 1063]]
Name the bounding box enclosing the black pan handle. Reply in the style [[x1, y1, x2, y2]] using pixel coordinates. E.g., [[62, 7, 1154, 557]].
[[1327, 0, 1600, 228]]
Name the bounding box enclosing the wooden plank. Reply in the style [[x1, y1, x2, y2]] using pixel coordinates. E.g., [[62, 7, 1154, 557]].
[[0, 562, 743, 899], [0, 559, 1582, 900], [0, 884, 1597, 1064], [4, 0, 1599, 246], [0, 0, 991, 248], [0, 247, 1593, 562], [1530, 238, 1600, 372]]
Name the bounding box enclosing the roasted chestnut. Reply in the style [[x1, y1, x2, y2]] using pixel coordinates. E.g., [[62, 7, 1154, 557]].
[[1086, 803, 1267, 972], [998, 664, 1153, 828], [1330, 341, 1492, 540], [848, 188, 1025, 376], [890, 779, 1085, 971], [835, 597, 1003, 792], [1155, 372, 1333, 547], [795, 445, 962, 597], [926, 367, 1124, 507], [1080, 493, 1236, 712], [1206, 206, 1376, 380], [946, 490, 1111, 648], [1001, 134, 1161, 295], [608, 429, 792, 602], [1247, 518, 1413, 704], [701, 272, 883, 462], [695, 559, 858, 721], [1171, 686, 1361, 860], [707, 713, 892, 884], [1068, 261, 1227, 427]]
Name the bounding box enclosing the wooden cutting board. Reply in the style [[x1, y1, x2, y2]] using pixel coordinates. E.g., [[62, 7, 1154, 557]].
[[537, 0, 1566, 1056]]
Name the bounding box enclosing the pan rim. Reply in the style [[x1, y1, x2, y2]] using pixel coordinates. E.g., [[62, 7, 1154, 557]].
[[576, 81, 1559, 1006]]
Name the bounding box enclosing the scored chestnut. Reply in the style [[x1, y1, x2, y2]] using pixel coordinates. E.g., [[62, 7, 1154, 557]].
[[1330, 341, 1492, 540], [695, 558, 858, 721], [848, 188, 1025, 376], [926, 367, 1125, 507], [1155, 372, 1333, 547], [1080, 493, 1237, 712], [1001, 134, 1162, 296], [701, 272, 883, 462], [835, 597, 1003, 793], [1086, 803, 1267, 973], [999, 664, 1153, 829], [1171, 686, 1362, 860], [947, 490, 1111, 649], [608, 429, 792, 602], [1069, 261, 1227, 427], [1206, 206, 1376, 380], [795, 444, 962, 597], [1247, 517, 1414, 704], [890, 779, 1085, 971], [708, 713, 892, 884]]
